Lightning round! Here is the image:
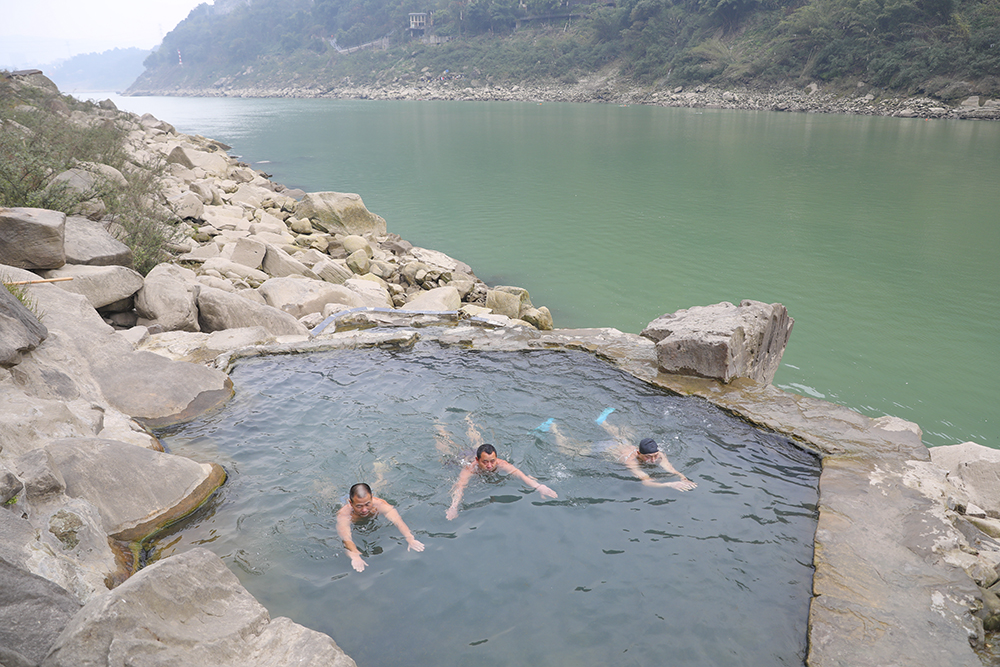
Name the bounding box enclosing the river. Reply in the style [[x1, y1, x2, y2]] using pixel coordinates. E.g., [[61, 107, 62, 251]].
[[102, 94, 1000, 449]]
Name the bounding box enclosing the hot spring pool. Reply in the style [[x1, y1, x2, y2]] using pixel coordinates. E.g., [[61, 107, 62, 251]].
[[155, 345, 820, 666]]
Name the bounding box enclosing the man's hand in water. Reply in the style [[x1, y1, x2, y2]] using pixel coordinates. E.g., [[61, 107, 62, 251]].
[[536, 484, 558, 499], [351, 554, 367, 572], [407, 537, 425, 552], [446, 506, 459, 520], [644, 479, 697, 491]]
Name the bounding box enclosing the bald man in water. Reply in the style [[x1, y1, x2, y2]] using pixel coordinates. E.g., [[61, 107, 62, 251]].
[[336, 483, 425, 572]]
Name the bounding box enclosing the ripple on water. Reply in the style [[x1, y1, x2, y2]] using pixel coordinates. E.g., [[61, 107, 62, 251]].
[[156, 346, 820, 667]]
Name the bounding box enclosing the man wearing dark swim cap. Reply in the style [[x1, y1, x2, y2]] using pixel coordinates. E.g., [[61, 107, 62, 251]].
[[626, 437, 697, 490], [550, 418, 696, 491]]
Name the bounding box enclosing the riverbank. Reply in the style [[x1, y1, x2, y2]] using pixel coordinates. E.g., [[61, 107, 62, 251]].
[[3, 70, 998, 666], [125, 74, 1000, 120]]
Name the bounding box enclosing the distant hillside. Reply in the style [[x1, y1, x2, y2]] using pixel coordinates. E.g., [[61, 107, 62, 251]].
[[46, 47, 151, 93], [129, 0, 1000, 99]]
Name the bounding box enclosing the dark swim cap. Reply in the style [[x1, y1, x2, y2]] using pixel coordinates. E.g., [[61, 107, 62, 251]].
[[638, 438, 659, 454]]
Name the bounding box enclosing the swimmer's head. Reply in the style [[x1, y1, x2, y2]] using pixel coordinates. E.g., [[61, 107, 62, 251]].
[[349, 483, 375, 516], [476, 444, 499, 472], [638, 438, 659, 455]]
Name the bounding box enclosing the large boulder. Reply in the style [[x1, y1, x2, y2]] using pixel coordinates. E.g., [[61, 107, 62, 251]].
[[296, 192, 386, 236], [135, 263, 200, 332], [930, 442, 1000, 519], [42, 547, 358, 667], [197, 285, 309, 337], [344, 278, 393, 308], [258, 276, 365, 318], [0, 557, 82, 667], [166, 145, 230, 178], [0, 282, 48, 367], [641, 300, 793, 384], [46, 438, 226, 542], [63, 216, 132, 266], [40, 264, 144, 309], [0, 207, 66, 270], [400, 286, 461, 312]]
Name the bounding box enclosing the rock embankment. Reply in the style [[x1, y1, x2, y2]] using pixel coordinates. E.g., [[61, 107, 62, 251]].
[[3, 69, 1000, 667], [127, 74, 1000, 120]]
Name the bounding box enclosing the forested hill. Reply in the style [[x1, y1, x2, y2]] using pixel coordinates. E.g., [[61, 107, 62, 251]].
[[130, 0, 1000, 100]]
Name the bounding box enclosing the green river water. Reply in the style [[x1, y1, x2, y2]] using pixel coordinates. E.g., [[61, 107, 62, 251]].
[[107, 94, 1000, 449]]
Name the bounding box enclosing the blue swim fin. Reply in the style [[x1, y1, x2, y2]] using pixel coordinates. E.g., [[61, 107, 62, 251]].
[[595, 407, 615, 424], [536, 418, 554, 432]]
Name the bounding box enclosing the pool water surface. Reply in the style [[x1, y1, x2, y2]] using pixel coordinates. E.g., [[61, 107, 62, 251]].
[[156, 346, 820, 667]]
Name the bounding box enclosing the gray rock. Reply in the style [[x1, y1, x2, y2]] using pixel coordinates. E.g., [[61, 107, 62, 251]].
[[0, 462, 23, 504], [46, 438, 226, 541], [485, 289, 521, 319], [63, 216, 132, 266], [641, 300, 793, 384], [0, 557, 82, 666], [400, 286, 461, 312], [201, 257, 269, 284], [521, 306, 554, 331], [344, 278, 393, 308], [135, 263, 200, 332], [346, 248, 371, 274], [0, 281, 48, 367], [230, 237, 266, 269], [0, 207, 66, 270], [312, 258, 353, 285], [261, 244, 319, 279], [341, 234, 373, 258], [197, 285, 309, 337], [40, 264, 144, 310], [259, 276, 366, 318], [296, 192, 386, 236], [0, 389, 96, 461], [42, 548, 358, 667], [168, 192, 205, 220], [14, 449, 66, 504], [808, 456, 982, 667], [931, 442, 1000, 519]]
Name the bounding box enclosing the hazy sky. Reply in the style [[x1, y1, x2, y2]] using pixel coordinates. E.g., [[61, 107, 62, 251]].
[[0, 0, 207, 69]]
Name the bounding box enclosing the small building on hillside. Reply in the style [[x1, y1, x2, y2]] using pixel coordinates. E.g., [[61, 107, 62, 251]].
[[409, 13, 428, 35]]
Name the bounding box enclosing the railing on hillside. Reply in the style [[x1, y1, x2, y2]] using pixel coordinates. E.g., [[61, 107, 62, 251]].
[[329, 31, 396, 54]]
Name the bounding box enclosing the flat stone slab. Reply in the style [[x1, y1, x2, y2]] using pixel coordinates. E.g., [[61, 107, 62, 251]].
[[63, 216, 132, 266], [808, 457, 982, 666], [46, 438, 226, 541], [42, 547, 357, 667]]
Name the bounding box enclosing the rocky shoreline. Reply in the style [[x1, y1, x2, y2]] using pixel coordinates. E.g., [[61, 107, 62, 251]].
[[126, 74, 1000, 120], [3, 70, 1000, 666]]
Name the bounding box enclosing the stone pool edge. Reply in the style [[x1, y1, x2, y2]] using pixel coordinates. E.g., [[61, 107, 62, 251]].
[[211, 317, 986, 666]]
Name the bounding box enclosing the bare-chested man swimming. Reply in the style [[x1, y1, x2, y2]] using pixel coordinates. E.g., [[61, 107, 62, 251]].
[[551, 417, 697, 491], [438, 416, 558, 520], [336, 482, 425, 572]]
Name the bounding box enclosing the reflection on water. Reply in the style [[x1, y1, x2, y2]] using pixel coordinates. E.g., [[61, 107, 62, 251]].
[[157, 346, 819, 666]]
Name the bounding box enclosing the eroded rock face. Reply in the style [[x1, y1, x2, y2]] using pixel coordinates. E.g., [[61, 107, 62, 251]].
[[63, 216, 132, 267], [0, 207, 66, 270], [641, 300, 793, 384], [930, 442, 1000, 519], [42, 547, 358, 667], [0, 557, 82, 667], [0, 284, 48, 367]]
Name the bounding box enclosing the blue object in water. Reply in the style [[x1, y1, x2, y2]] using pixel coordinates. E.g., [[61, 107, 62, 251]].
[[595, 407, 615, 424], [536, 418, 554, 432]]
